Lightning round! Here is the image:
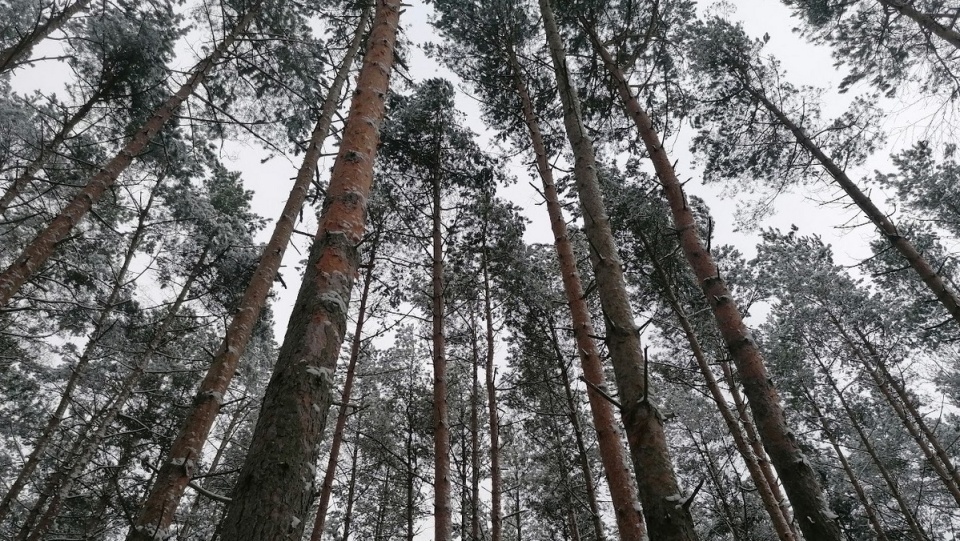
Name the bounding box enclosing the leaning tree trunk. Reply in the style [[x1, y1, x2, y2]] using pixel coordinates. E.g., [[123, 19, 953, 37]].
[[799, 383, 890, 541], [0, 185, 155, 525], [0, 3, 260, 306], [19, 246, 206, 541], [309, 241, 377, 541], [0, 0, 93, 73], [126, 8, 371, 540], [876, 0, 960, 49], [504, 42, 647, 541], [635, 228, 795, 541], [218, 2, 400, 539], [742, 81, 960, 330], [0, 85, 106, 216], [539, 2, 699, 538], [579, 18, 841, 540]]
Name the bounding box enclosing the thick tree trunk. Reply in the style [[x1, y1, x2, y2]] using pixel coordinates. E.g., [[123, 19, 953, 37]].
[[579, 19, 840, 540], [431, 158, 452, 541], [483, 253, 503, 541], [539, 2, 699, 539], [743, 83, 960, 330], [217, 2, 400, 539], [127, 10, 371, 538], [0, 85, 104, 216], [20, 247, 206, 541], [309, 243, 377, 541], [0, 4, 260, 307], [504, 41, 647, 541], [0, 186, 155, 525], [0, 0, 92, 73], [799, 383, 890, 541], [634, 228, 795, 541]]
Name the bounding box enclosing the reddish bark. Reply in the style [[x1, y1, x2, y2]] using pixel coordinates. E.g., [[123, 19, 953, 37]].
[[505, 43, 647, 541], [309, 245, 377, 541], [217, 2, 400, 539], [539, 2, 699, 538], [0, 5, 260, 307], [580, 19, 841, 540], [126, 8, 370, 540]]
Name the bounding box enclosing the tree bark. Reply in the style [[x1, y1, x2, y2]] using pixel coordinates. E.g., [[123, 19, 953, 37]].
[[634, 228, 795, 541], [309, 241, 377, 541], [539, 2, 699, 538], [876, 0, 960, 49], [482, 251, 503, 541], [431, 143, 452, 541], [0, 85, 105, 216], [578, 18, 841, 540], [503, 40, 647, 541], [0, 185, 155, 525], [0, 4, 260, 307], [218, 2, 400, 539], [743, 82, 960, 330], [0, 0, 92, 73], [126, 9, 371, 539], [470, 312, 481, 541], [799, 383, 890, 541]]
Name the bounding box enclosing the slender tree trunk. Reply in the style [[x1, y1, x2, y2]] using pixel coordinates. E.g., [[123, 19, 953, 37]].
[[742, 82, 960, 329], [578, 18, 840, 540], [568, 508, 582, 541], [128, 9, 371, 541], [549, 325, 606, 541], [503, 40, 647, 541], [470, 313, 481, 541], [431, 157, 452, 541], [876, 0, 960, 49], [720, 360, 795, 535], [20, 247, 206, 541], [0, 0, 92, 73], [0, 185, 155, 525], [341, 444, 360, 541], [689, 432, 742, 541], [482, 253, 503, 541], [635, 230, 795, 541], [309, 243, 377, 541], [218, 2, 400, 538], [806, 342, 931, 541], [799, 383, 890, 541], [0, 86, 105, 216], [539, 2, 699, 539], [0, 4, 260, 307]]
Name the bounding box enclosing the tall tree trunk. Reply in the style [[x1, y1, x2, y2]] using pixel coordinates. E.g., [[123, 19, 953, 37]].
[[799, 383, 890, 541], [309, 241, 377, 541], [549, 323, 606, 541], [470, 312, 481, 541], [482, 252, 503, 541], [503, 41, 647, 541], [578, 18, 841, 540], [431, 155, 452, 541], [688, 431, 742, 541], [0, 185, 155, 525], [218, 2, 400, 539], [0, 0, 92, 73], [539, 2, 698, 539], [0, 4, 260, 307], [128, 8, 371, 541], [19, 246, 207, 541], [0, 85, 105, 216], [741, 81, 960, 330], [635, 230, 795, 541], [341, 444, 360, 541], [805, 341, 932, 541]]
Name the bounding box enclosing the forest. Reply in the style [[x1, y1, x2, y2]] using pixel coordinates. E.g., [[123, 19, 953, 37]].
[[1, 0, 959, 539]]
